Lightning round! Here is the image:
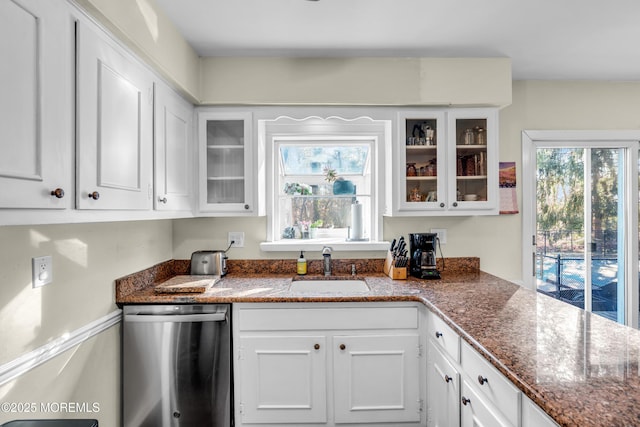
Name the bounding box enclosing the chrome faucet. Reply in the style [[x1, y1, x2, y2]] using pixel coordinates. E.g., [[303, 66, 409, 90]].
[[322, 246, 333, 276]]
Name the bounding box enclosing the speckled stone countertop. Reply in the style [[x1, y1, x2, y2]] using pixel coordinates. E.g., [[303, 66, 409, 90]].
[[116, 258, 640, 427]]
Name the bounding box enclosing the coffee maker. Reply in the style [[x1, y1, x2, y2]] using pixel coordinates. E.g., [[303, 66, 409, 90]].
[[409, 233, 440, 279]]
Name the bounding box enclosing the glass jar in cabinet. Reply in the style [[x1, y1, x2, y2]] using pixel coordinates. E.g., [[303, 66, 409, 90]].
[[396, 111, 447, 213], [446, 108, 498, 214], [198, 111, 255, 214]]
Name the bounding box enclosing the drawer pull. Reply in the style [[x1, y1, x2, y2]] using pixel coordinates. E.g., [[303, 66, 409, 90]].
[[461, 396, 471, 406], [339, 344, 346, 350], [435, 331, 443, 339], [444, 375, 453, 383], [88, 191, 100, 200], [314, 343, 320, 350], [478, 375, 488, 385], [50, 188, 65, 199]]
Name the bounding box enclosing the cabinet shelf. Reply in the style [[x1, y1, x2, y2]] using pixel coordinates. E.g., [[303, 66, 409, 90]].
[[407, 176, 437, 181], [456, 175, 487, 180], [406, 145, 437, 151], [207, 145, 244, 150], [207, 176, 245, 181]]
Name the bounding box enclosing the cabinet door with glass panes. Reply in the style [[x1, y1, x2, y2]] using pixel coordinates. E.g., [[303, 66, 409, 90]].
[[396, 111, 447, 213], [446, 108, 498, 214], [198, 111, 254, 214]]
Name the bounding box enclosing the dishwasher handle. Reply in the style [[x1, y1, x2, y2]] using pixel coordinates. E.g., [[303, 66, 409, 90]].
[[124, 312, 227, 323]]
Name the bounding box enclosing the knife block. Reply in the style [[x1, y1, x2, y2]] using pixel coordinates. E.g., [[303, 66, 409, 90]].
[[383, 252, 407, 280]]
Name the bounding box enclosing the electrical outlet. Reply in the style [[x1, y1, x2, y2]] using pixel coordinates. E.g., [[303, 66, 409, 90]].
[[430, 228, 447, 244], [228, 231, 245, 248], [32, 255, 53, 288]]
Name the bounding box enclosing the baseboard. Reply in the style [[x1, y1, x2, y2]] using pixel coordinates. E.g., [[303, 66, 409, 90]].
[[0, 309, 122, 386]]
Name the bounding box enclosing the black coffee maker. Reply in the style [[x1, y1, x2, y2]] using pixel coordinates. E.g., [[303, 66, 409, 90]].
[[409, 233, 440, 279]]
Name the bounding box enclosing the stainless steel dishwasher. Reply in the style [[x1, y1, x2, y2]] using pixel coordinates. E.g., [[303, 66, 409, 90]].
[[122, 304, 231, 427]]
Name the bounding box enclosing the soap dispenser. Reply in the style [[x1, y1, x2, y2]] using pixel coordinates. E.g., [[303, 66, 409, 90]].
[[297, 251, 307, 275]]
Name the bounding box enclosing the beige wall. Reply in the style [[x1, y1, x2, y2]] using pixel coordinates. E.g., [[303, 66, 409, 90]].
[[174, 80, 640, 283], [73, 0, 200, 101], [0, 220, 172, 424], [199, 57, 512, 106]]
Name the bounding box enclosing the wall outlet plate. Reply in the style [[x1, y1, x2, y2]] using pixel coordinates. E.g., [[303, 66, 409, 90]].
[[228, 231, 245, 248], [430, 228, 447, 244], [32, 255, 53, 288]]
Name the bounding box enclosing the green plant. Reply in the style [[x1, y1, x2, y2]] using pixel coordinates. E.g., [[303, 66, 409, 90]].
[[310, 219, 323, 228], [323, 167, 338, 183]]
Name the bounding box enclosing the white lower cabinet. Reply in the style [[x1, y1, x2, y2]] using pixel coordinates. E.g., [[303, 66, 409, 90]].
[[427, 341, 460, 427], [239, 335, 328, 424], [234, 303, 425, 426], [426, 311, 559, 427], [460, 379, 511, 427]]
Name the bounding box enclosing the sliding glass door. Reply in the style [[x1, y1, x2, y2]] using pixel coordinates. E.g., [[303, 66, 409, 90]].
[[522, 131, 639, 327]]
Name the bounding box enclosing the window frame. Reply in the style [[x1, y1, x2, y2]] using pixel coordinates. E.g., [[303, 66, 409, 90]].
[[260, 115, 391, 252]]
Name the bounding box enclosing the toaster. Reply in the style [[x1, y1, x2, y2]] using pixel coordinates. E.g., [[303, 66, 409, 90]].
[[190, 250, 227, 276]]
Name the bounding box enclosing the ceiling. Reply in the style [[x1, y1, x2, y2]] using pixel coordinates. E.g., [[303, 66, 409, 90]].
[[154, 0, 640, 81]]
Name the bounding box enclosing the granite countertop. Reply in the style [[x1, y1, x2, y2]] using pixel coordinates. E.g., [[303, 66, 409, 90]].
[[116, 258, 640, 427]]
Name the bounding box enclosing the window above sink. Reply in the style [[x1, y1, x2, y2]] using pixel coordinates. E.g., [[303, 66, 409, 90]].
[[260, 114, 391, 252]]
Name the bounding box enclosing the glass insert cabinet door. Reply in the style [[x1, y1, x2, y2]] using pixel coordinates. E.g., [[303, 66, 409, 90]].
[[198, 112, 253, 213], [397, 111, 446, 212]]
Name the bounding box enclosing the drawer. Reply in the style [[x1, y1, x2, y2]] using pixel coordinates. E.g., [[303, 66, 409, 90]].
[[427, 311, 460, 362], [238, 305, 419, 331], [460, 340, 520, 426]]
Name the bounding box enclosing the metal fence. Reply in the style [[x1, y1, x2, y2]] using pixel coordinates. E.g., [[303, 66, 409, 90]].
[[537, 253, 618, 314], [536, 229, 619, 257]]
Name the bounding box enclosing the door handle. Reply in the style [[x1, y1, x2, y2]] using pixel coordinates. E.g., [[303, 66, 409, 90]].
[[124, 312, 227, 323]]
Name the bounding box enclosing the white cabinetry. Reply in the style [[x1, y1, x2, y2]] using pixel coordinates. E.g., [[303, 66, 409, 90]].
[[234, 303, 425, 426], [426, 311, 558, 427], [0, 0, 73, 209], [393, 108, 498, 216], [76, 18, 154, 210], [154, 81, 194, 211], [197, 111, 255, 215]]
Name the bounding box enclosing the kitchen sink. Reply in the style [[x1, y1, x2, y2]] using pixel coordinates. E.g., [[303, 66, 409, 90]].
[[289, 279, 370, 294]]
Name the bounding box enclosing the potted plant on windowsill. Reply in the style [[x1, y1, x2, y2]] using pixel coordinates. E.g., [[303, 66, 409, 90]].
[[309, 220, 323, 239], [324, 167, 355, 195]]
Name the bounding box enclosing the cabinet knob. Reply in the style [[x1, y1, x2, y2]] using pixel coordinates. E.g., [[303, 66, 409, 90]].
[[478, 375, 488, 385], [244, 204, 250, 210], [88, 191, 100, 200], [314, 343, 320, 350], [452, 202, 458, 207], [461, 396, 471, 406], [444, 375, 452, 383], [435, 331, 443, 339], [439, 202, 445, 208], [158, 196, 168, 204], [339, 344, 346, 350], [50, 188, 65, 199]]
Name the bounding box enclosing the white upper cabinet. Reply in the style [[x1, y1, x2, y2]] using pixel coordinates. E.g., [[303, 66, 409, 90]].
[[0, 0, 73, 209], [197, 111, 256, 215], [76, 18, 154, 210], [154, 82, 194, 211], [392, 108, 499, 216]]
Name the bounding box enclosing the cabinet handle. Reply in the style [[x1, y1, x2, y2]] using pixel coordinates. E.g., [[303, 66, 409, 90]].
[[244, 204, 250, 210], [88, 191, 100, 200], [477, 375, 488, 385], [452, 202, 458, 207], [158, 196, 168, 204], [314, 343, 320, 350], [435, 331, 443, 339], [444, 375, 452, 383], [50, 188, 65, 199], [439, 202, 445, 208], [339, 344, 346, 350], [461, 396, 471, 406]]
